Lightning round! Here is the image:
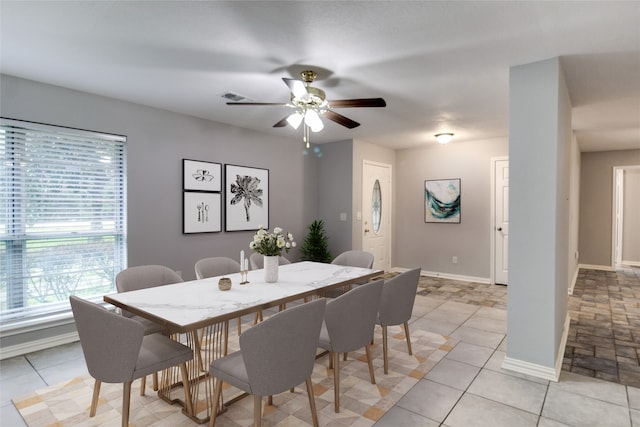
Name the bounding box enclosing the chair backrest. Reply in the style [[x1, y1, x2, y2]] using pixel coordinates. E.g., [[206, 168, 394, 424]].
[[249, 252, 291, 270], [324, 279, 383, 352], [378, 268, 422, 326], [331, 250, 374, 269], [240, 298, 326, 396], [115, 265, 183, 293], [69, 296, 144, 383], [194, 257, 241, 279]]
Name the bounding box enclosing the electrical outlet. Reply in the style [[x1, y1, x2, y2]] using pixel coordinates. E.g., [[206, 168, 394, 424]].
[[452, 256, 458, 264]]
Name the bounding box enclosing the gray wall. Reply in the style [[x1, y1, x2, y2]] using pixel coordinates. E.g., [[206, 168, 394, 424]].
[[316, 140, 353, 258], [506, 57, 572, 374], [579, 150, 640, 267], [623, 168, 640, 264], [1, 75, 308, 279], [0, 74, 309, 352], [394, 138, 508, 278]]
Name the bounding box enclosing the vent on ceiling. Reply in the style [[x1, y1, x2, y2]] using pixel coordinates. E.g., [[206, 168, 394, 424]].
[[220, 92, 252, 102]]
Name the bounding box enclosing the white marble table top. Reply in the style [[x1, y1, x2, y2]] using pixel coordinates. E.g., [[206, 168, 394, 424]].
[[104, 261, 381, 332]]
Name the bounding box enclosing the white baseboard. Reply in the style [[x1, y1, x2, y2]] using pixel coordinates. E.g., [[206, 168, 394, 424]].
[[568, 267, 579, 295], [0, 331, 79, 360], [502, 356, 559, 382], [621, 260, 640, 267], [501, 313, 570, 383], [391, 267, 490, 284], [578, 263, 615, 271]]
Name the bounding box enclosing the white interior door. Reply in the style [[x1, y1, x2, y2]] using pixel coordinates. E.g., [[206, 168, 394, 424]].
[[494, 159, 509, 285], [363, 161, 392, 272]]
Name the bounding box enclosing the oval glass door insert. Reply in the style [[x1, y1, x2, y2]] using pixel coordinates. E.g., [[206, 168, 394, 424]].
[[372, 179, 382, 234]]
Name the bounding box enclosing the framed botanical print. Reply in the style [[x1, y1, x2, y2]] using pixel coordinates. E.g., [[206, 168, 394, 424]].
[[425, 178, 461, 223], [183, 191, 222, 233], [225, 164, 269, 231], [183, 159, 222, 192]]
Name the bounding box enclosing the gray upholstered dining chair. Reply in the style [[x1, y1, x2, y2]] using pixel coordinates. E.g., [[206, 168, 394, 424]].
[[377, 267, 422, 374], [115, 264, 183, 334], [209, 298, 327, 427], [331, 250, 374, 269], [321, 250, 375, 298], [70, 295, 193, 427], [318, 279, 383, 412], [115, 264, 184, 393], [195, 256, 242, 280], [249, 252, 291, 270], [194, 256, 243, 335]]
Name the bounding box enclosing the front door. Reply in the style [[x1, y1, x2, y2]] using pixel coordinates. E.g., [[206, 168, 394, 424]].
[[362, 161, 392, 272]]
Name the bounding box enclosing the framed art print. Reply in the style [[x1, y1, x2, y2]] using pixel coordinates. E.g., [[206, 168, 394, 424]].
[[225, 164, 269, 231], [183, 191, 222, 233], [183, 159, 222, 192], [425, 178, 461, 223]]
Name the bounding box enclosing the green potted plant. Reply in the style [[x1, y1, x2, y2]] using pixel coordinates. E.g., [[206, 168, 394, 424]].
[[299, 219, 333, 263]]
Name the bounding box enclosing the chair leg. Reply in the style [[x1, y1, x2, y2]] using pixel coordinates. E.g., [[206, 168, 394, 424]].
[[305, 377, 320, 427], [140, 375, 146, 396], [122, 381, 132, 427], [180, 362, 194, 415], [332, 352, 340, 413], [382, 325, 389, 375], [253, 395, 262, 427], [152, 372, 158, 391], [90, 379, 101, 417], [209, 378, 223, 427], [404, 322, 413, 355], [365, 344, 376, 384], [267, 395, 273, 406], [343, 352, 347, 361]]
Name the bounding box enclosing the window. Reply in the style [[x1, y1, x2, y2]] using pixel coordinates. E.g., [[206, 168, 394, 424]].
[[0, 118, 127, 325], [371, 179, 382, 234]]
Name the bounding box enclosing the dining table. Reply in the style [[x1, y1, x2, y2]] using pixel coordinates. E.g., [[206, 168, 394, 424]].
[[103, 261, 382, 423]]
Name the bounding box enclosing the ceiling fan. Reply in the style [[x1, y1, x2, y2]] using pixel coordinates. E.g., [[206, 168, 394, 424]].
[[226, 70, 386, 147]]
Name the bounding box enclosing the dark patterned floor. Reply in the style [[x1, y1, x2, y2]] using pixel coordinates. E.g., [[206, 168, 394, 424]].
[[564, 266, 640, 387], [417, 275, 507, 309], [413, 267, 640, 388]]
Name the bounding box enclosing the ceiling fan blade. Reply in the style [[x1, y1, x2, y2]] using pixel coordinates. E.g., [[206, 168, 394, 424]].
[[324, 110, 360, 129], [226, 102, 288, 106], [273, 117, 289, 127], [329, 98, 386, 108], [282, 78, 308, 99]]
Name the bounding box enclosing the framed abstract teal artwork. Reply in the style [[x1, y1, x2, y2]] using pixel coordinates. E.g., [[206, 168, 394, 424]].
[[425, 178, 461, 223]]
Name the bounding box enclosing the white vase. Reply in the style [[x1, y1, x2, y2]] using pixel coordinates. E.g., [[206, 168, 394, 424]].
[[263, 255, 279, 283]]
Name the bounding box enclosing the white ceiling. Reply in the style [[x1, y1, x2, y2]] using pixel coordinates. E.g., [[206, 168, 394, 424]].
[[1, 1, 639, 152]]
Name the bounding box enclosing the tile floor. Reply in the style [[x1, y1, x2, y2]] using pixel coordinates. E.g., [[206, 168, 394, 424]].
[[2, 268, 640, 426], [565, 266, 640, 388]]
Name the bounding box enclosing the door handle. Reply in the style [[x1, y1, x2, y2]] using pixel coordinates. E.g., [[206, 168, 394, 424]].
[[497, 227, 502, 231], [364, 228, 370, 233]]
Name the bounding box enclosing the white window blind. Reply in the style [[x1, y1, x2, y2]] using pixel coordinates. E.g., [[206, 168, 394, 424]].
[[0, 118, 127, 325]]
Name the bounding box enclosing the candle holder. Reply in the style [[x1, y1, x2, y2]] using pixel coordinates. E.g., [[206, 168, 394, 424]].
[[240, 269, 249, 285]]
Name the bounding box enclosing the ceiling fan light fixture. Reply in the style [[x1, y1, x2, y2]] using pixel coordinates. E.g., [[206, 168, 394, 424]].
[[286, 112, 303, 129], [305, 109, 324, 132], [435, 133, 454, 144]]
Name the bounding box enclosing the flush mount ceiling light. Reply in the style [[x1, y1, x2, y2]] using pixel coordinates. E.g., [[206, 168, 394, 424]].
[[227, 70, 386, 148], [435, 133, 454, 144]]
